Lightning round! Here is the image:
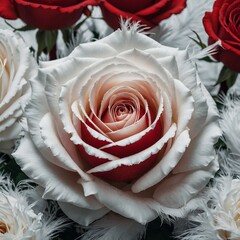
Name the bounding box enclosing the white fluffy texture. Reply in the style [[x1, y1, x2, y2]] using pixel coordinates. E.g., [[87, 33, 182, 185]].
[[176, 176, 240, 240], [156, 0, 214, 49], [154, 0, 221, 94], [57, 7, 111, 58], [13, 25, 220, 226], [81, 213, 146, 240], [219, 95, 240, 172], [0, 18, 38, 56], [0, 29, 36, 154], [0, 174, 67, 240]]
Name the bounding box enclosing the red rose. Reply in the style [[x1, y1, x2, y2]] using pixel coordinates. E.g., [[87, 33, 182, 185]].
[[203, 0, 240, 72], [99, 0, 187, 30], [0, 0, 96, 30]]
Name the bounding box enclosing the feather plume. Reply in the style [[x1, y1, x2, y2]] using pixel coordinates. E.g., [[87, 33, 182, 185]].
[[156, 0, 215, 49], [120, 18, 152, 35]]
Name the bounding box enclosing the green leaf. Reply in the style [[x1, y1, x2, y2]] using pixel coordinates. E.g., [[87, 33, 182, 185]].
[[36, 29, 47, 59], [61, 28, 72, 45], [14, 25, 35, 32], [36, 30, 58, 60], [45, 30, 58, 53], [216, 65, 238, 88], [199, 56, 215, 62], [189, 30, 207, 49]]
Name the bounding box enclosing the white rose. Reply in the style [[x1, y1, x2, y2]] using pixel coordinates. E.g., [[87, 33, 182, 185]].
[[13, 25, 221, 225], [0, 29, 36, 153]]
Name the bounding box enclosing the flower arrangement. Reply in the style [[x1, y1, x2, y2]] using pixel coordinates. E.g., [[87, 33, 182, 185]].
[[0, 0, 240, 239]]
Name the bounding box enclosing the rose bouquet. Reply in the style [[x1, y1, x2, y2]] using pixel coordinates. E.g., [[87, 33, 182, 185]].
[[0, 0, 240, 239]]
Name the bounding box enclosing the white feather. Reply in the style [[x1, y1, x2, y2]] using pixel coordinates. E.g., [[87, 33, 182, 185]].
[[155, 0, 215, 50]]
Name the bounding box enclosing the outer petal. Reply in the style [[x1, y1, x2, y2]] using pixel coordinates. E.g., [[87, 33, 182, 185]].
[[59, 202, 109, 226], [153, 160, 219, 209], [80, 177, 159, 224], [173, 84, 221, 173], [13, 134, 103, 211]]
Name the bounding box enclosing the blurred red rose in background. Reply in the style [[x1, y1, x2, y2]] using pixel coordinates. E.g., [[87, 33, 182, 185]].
[[203, 0, 240, 72], [0, 0, 96, 30], [98, 0, 187, 30]]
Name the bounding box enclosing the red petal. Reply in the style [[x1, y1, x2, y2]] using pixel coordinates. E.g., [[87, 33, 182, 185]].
[[78, 144, 161, 182], [0, 0, 18, 19], [93, 154, 159, 182], [14, 0, 94, 29], [26, 0, 80, 7], [106, 0, 157, 13]]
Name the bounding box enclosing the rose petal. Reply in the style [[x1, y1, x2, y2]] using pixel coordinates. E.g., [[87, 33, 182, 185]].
[[173, 85, 221, 173], [13, 134, 102, 210], [80, 177, 158, 224], [59, 201, 109, 226], [39, 112, 88, 172], [87, 123, 176, 174], [132, 129, 190, 193], [153, 160, 219, 208]]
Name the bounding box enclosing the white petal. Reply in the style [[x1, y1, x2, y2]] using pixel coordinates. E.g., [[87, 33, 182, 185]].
[[39, 112, 88, 173], [176, 51, 209, 138], [58, 201, 109, 226], [132, 129, 190, 193], [80, 177, 158, 224], [173, 85, 221, 173], [153, 160, 219, 209], [13, 134, 102, 210]]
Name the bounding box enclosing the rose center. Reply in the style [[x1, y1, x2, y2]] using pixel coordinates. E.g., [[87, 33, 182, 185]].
[[99, 90, 144, 130]]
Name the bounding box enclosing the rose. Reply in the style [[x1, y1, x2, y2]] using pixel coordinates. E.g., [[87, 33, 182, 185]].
[[0, 0, 96, 30], [203, 0, 240, 72], [0, 29, 36, 154], [13, 25, 221, 226], [98, 0, 187, 30]]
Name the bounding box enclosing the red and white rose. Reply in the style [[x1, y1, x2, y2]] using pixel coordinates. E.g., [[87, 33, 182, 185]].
[[13, 25, 221, 225]]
